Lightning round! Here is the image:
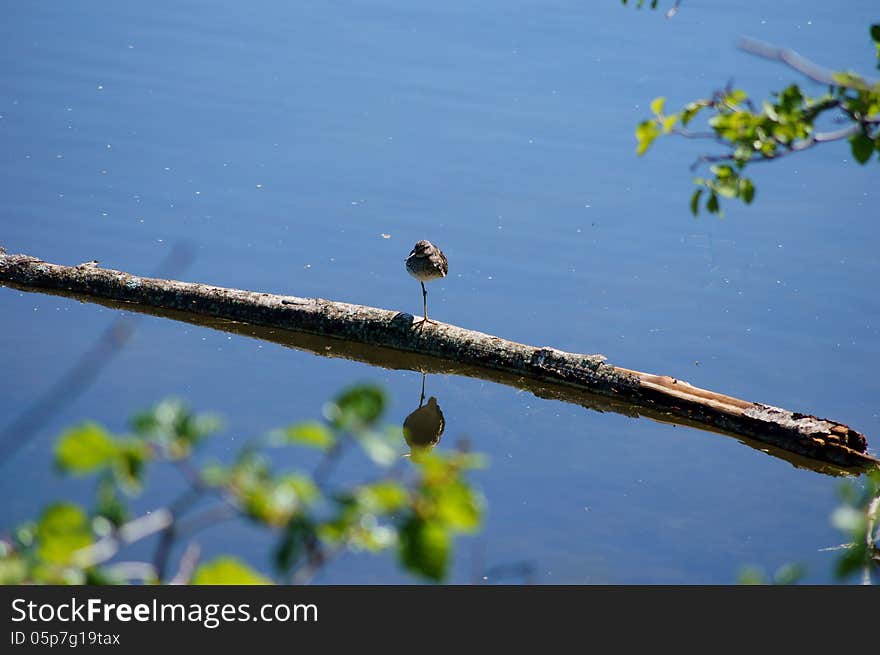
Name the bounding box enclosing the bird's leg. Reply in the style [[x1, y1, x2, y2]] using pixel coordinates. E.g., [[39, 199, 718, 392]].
[[422, 282, 428, 322], [414, 282, 435, 326], [414, 282, 435, 327]]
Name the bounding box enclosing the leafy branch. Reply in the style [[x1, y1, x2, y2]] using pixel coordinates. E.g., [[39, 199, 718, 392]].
[[739, 469, 880, 585], [636, 25, 880, 216], [830, 469, 880, 585], [0, 385, 486, 584]]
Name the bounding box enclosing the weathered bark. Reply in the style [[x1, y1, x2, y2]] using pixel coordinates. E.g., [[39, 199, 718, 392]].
[[1, 249, 876, 473]]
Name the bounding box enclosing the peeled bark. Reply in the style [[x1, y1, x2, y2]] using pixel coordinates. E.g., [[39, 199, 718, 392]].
[[1, 248, 876, 474]]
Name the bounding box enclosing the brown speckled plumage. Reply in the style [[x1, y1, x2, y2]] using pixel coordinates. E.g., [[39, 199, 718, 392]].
[[405, 240, 447, 323]]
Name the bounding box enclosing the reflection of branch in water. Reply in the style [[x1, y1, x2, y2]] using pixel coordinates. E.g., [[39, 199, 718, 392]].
[[402, 372, 445, 454], [0, 243, 195, 464]]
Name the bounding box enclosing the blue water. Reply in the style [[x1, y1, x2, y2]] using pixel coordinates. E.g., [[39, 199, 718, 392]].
[[1, 1, 878, 583]]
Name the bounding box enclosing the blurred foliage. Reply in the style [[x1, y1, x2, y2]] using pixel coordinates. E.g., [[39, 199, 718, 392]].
[[738, 563, 806, 586], [636, 24, 880, 216], [192, 557, 271, 585], [831, 469, 880, 583], [131, 398, 221, 459], [738, 469, 879, 585], [0, 384, 485, 585]]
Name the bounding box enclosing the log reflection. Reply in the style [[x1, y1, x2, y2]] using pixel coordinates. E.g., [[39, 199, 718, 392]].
[[1, 281, 871, 477]]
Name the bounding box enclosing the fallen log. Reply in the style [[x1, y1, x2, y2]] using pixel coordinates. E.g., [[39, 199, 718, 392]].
[[1, 248, 876, 473]]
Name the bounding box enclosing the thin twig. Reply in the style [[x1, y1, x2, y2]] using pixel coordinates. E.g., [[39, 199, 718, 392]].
[[152, 486, 205, 581], [670, 128, 725, 141], [666, 0, 682, 19], [153, 502, 237, 582], [291, 543, 343, 585], [175, 503, 238, 539], [738, 38, 879, 88], [813, 124, 862, 143], [738, 38, 842, 86], [690, 123, 861, 170], [169, 542, 201, 584], [101, 561, 157, 582], [312, 441, 346, 491], [74, 508, 173, 567]]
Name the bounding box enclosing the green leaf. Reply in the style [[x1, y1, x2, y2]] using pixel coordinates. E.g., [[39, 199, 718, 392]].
[[0, 554, 27, 585], [689, 189, 703, 216], [35, 503, 92, 565], [94, 476, 129, 527], [650, 96, 666, 116], [834, 542, 869, 580], [738, 564, 804, 585], [850, 132, 874, 164], [355, 481, 409, 514], [776, 84, 804, 111], [772, 563, 805, 585], [324, 384, 386, 430], [710, 164, 734, 179], [635, 120, 661, 156], [725, 89, 748, 106], [352, 521, 397, 552], [192, 556, 271, 585], [132, 399, 221, 457], [738, 566, 766, 585], [85, 567, 130, 585], [738, 177, 756, 204], [681, 101, 705, 126], [398, 517, 450, 582], [55, 423, 119, 474], [431, 481, 483, 532], [239, 473, 319, 527], [706, 192, 720, 215], [277, 421, 335, 450], [274, 518, 315, 573], [111, 439, 150, 490], [831, 71, 869, 91]]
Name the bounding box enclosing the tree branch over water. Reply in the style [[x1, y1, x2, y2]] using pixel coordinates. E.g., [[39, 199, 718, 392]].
[[636, 26, 880, 215]]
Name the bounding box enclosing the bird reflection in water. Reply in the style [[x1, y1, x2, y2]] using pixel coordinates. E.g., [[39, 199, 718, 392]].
[[402, 372, 445, 456]]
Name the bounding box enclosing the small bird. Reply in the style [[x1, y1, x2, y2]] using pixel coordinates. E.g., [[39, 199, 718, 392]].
[[405, 240, 448, 324]]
